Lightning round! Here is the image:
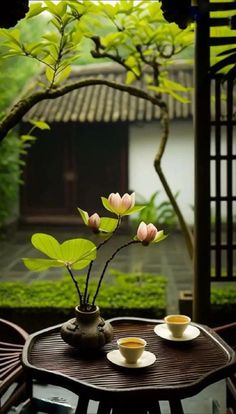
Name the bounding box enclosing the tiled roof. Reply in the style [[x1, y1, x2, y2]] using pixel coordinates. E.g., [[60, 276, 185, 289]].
[[23, 62, 194, 123]]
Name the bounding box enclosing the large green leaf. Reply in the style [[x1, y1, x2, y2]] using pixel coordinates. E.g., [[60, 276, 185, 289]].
[[70, 258, 94, 270], [60, 239, 96, 265], [31, 233, 62, 259], [23, 258, 63, 271]]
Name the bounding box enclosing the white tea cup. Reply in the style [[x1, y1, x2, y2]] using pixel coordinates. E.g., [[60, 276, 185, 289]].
[[117, 337, 146, 364], [164, 314, 191, 338]]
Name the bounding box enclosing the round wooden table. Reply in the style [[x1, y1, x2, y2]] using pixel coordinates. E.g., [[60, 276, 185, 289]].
[[22, 317, 236, 414]]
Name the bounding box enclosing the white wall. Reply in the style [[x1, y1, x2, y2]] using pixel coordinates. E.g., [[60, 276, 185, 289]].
[[129, 120, 233, 226], [129, 120, 195, 224]]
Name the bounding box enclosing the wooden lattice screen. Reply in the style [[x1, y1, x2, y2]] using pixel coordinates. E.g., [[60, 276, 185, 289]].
[[194, 0, 236, 322]]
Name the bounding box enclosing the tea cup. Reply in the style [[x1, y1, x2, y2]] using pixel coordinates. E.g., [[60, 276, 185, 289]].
[[117, 337, 147, 364], [164, 314, 191, 338]]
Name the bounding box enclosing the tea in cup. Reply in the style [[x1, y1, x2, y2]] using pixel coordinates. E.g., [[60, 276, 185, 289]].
[[117, 337, 146, 364], [164, 314, 191, 338]]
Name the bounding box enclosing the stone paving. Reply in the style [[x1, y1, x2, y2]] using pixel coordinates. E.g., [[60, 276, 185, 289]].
[[0, 227, 193, 313]]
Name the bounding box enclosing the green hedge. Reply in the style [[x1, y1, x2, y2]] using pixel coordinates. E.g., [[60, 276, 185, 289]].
[[211, 286, 236, 305], [0, 272, 167, 331]]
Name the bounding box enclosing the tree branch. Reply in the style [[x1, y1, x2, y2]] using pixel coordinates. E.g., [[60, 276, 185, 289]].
[[0, 78, 165, 142], [153, 105, 194, 260]]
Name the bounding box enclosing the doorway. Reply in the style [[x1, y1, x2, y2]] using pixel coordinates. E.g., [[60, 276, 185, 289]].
[[20, 122, 128, 224]]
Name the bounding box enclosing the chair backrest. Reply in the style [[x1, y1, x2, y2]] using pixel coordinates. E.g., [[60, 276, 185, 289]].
[[0, 318, 29, 414]]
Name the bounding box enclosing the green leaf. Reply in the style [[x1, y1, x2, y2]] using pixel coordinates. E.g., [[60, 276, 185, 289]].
[[102, 32, 125, 48], [153, 231, 167, 244], [4, 29, 21, 44], [167, 89, 190, 104], [101, 197, 116, 214], [70, 258, 93, 270], [55, 65, 71, 84], [60, 239, 96, 265], [45, 66, 55, 83], [126, 71, 136, 85], [125, 56, 137, 67], [77, 208, 89, 225], [42, 32, 60, 43], [26, 3, 45, 19], [163, 78, 190, 92], [31, 233, 62, 259], [20, 135, 37, 142], [44, 1, 61, 16], [29, 120, 50, 130], [123, 205, 146, 216], [55, 2, 67, 16], [50, 18, 61, 31], [99, 217, 118, 233], [23, 258, 63, 271]]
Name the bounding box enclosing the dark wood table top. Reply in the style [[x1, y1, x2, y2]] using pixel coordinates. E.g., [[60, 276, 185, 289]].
[[22, 317, 236, 403]]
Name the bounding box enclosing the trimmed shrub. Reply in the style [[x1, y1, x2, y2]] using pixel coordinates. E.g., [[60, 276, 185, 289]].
[[0, 272, 167, 332]]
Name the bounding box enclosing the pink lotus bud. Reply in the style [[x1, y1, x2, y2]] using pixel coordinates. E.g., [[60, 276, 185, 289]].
[[136, 222, 158, 244], [136, 221, 148, 241], [108, 192, 135, 214], [146, 223, 158, 241], [120, 193, 135, 212], [88, 213, 100, 230], [108, 193, 122, 211]]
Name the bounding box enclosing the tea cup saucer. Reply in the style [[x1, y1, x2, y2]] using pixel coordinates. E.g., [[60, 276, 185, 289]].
[[107, 350, 156, 368], [154, 323, 200, 341]]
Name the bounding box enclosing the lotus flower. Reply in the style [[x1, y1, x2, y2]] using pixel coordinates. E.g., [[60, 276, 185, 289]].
[[88, 213, 100, 231], [107, 192, 135, 215], [136, 221, 166, 245]]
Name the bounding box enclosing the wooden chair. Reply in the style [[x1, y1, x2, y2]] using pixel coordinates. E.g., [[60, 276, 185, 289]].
[[214, 322, 236, 414], [0, 318, 29, 414]]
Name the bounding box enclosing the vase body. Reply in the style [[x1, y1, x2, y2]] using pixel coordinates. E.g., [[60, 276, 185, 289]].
[[60, 305, 113, 351]]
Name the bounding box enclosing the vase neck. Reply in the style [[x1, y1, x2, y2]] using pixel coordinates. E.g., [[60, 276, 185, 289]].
[[75, 305, 100, 321]]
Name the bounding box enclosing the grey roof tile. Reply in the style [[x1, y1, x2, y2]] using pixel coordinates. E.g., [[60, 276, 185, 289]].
[[23, 62, 194, 123]]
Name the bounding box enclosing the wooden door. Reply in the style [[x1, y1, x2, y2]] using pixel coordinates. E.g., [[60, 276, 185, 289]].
[[74, 123, 128, 215], [20, 122, 128, 223]]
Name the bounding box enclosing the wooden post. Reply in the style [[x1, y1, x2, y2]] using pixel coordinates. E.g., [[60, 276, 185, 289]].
[[193, 0, 211, 323]]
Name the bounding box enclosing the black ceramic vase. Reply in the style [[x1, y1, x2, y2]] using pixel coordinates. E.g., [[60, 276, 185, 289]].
[[60, 305, 114, 352]]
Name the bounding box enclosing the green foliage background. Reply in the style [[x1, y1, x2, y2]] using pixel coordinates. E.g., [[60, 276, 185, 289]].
[[0, 272, 167, 315], [0, 17, 46, 230]]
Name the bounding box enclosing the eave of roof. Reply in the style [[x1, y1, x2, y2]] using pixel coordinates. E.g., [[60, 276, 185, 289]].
[[23, 61, 194, 124]]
